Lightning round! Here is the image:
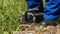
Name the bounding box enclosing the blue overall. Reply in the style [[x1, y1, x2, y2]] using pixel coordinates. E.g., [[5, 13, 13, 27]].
[[26, 0, 60, 20]]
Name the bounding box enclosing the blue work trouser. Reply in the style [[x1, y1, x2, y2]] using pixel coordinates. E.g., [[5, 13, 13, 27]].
[[26, 0, 60, 20]]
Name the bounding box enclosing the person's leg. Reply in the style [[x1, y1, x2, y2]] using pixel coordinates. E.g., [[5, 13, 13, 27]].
[[42, 0, 60, 27], [26, 0, 43, 11], [44, 0, 60, 20], [24, 0, 44, 24]]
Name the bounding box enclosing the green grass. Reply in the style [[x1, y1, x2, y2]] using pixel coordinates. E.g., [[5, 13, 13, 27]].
[[0, 0, 26, 34], [0, 0, 60, 34]]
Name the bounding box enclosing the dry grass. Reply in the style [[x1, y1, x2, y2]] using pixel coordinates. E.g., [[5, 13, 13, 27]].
[[13, 24, 60, 34]]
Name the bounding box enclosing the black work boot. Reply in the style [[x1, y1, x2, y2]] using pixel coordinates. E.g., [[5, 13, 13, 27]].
[[20, 11, 33, 25], [26, 10, 43, 25], [41, 19, 57, 27], [21, 10, 43, 25]]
